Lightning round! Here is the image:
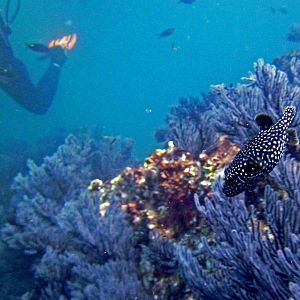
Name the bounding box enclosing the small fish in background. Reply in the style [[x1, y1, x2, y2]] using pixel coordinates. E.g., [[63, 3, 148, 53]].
[[145, 108, 152, 114], [223, 106, 298, 197], [109, 137, 117, 149], [157, 28, 175, 38], [64, 19, 73, 27], [171, 42, 179, 52], [270, 7, 288, 15], [286, 23, 300, 43], [278, 7, 288, 15], [102, 136, 117, 149], [270, 7, 276, 14], [178, 0, 196, 4]]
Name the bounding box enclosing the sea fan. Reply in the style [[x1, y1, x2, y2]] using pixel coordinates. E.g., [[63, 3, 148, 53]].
[[177, 179, 300, 300]]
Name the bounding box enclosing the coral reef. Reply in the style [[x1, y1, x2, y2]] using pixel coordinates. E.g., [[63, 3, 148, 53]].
[[17, 194, 150, 300], [155, 97, 219, 158], [0, 127, 132, 195], [140, 238, 188, 299], [270, 155, 300, 198], [273, 50, 300, 87], [172, 59, 300, 299], [1, 134, 138, 299], [92, 137, 241, 299], [198, 135, 240, 190], [29, 195, 149, 300], [0, 129, 69, 191], [95, 142, 205, 244], [150, 57, 300, 300], [176, 176, 300, 300], [91, 140, 242, 299], [2, 55, 300, 300], [2, 134, 135, 252], [286, 23, 300, 43]]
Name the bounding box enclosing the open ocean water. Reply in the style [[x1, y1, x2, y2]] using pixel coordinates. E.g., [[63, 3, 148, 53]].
[[1, 0, 298, 158]]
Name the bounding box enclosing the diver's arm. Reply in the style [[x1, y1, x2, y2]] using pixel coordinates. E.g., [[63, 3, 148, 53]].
[[0, 48, 66, 114]]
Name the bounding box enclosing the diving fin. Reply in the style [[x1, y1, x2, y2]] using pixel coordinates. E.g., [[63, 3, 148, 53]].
[[255, 113, 275, 130], [287, 128, 299, 145]]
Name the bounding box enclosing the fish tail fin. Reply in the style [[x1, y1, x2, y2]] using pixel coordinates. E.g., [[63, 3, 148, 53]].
[[273, 106, 296, 131]]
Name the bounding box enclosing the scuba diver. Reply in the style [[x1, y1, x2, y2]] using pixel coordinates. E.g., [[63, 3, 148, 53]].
[[0, 0, 77, 114]]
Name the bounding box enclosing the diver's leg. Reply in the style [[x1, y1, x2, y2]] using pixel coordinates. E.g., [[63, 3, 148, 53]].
[[0, 13, 14, 65], [0, 48, 66, 114], [33, 48, 67, 114]]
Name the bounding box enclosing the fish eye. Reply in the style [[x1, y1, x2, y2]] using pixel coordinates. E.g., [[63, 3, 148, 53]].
[[243, 161, 260, 174]]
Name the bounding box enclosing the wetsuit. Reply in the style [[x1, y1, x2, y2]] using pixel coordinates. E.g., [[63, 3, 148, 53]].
[[0, 14, 66, 114]]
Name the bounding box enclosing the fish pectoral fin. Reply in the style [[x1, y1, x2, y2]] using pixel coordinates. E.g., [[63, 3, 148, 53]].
[[255, 113, 275, 130], [286, 128, 299, 145]]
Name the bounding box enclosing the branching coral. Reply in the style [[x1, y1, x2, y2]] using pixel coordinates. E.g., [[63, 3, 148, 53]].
[[270, 155, 300, 199], [208, 59, 300, 144], [176, 179, 300, 300], [140, 238, 189, 299], [1, 134, 144, 299], [156, 97, 219, 158], [26, 195, 149, 300], [286, 23, 300, 43], [273, 50, 300, 87], [2, 134, 135, 253], [9, 192, 149, 299], [199, 135, 240, 191], [68, 257, 151, 300]]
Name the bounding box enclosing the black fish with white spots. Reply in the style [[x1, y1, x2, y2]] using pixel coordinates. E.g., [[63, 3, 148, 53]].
[[223, 106, 297, 197]]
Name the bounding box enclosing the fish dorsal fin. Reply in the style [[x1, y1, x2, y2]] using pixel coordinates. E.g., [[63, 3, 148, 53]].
[[255, 113, 275, 130], [287, 128, 299, 145]]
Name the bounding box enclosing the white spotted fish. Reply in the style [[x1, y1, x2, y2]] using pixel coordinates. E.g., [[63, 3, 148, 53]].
[[223, 106, 297, 197]]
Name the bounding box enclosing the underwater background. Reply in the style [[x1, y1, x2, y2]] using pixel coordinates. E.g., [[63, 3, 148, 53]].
[[1, 0, 300, 299], [1, 0, 299, 158]]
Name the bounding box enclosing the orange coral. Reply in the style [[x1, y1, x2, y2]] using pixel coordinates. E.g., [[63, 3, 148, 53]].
[[89, 138, 240, 300], [92, 143, 203, 244], [199, 135, 240, 184], [90, 137, 240, 244]]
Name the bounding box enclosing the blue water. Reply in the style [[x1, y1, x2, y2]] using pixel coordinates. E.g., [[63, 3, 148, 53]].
[[0, 0, 298, 158]]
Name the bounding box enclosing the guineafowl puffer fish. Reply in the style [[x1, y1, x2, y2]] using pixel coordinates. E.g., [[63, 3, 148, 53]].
[[223, 106, 297, 197]]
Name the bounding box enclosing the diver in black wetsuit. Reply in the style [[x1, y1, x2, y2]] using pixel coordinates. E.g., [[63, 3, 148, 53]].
[[0, 10, 67, 114]]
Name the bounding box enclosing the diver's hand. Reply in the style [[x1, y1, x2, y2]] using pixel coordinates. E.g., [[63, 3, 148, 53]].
[[49, 47, 67, 67]]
